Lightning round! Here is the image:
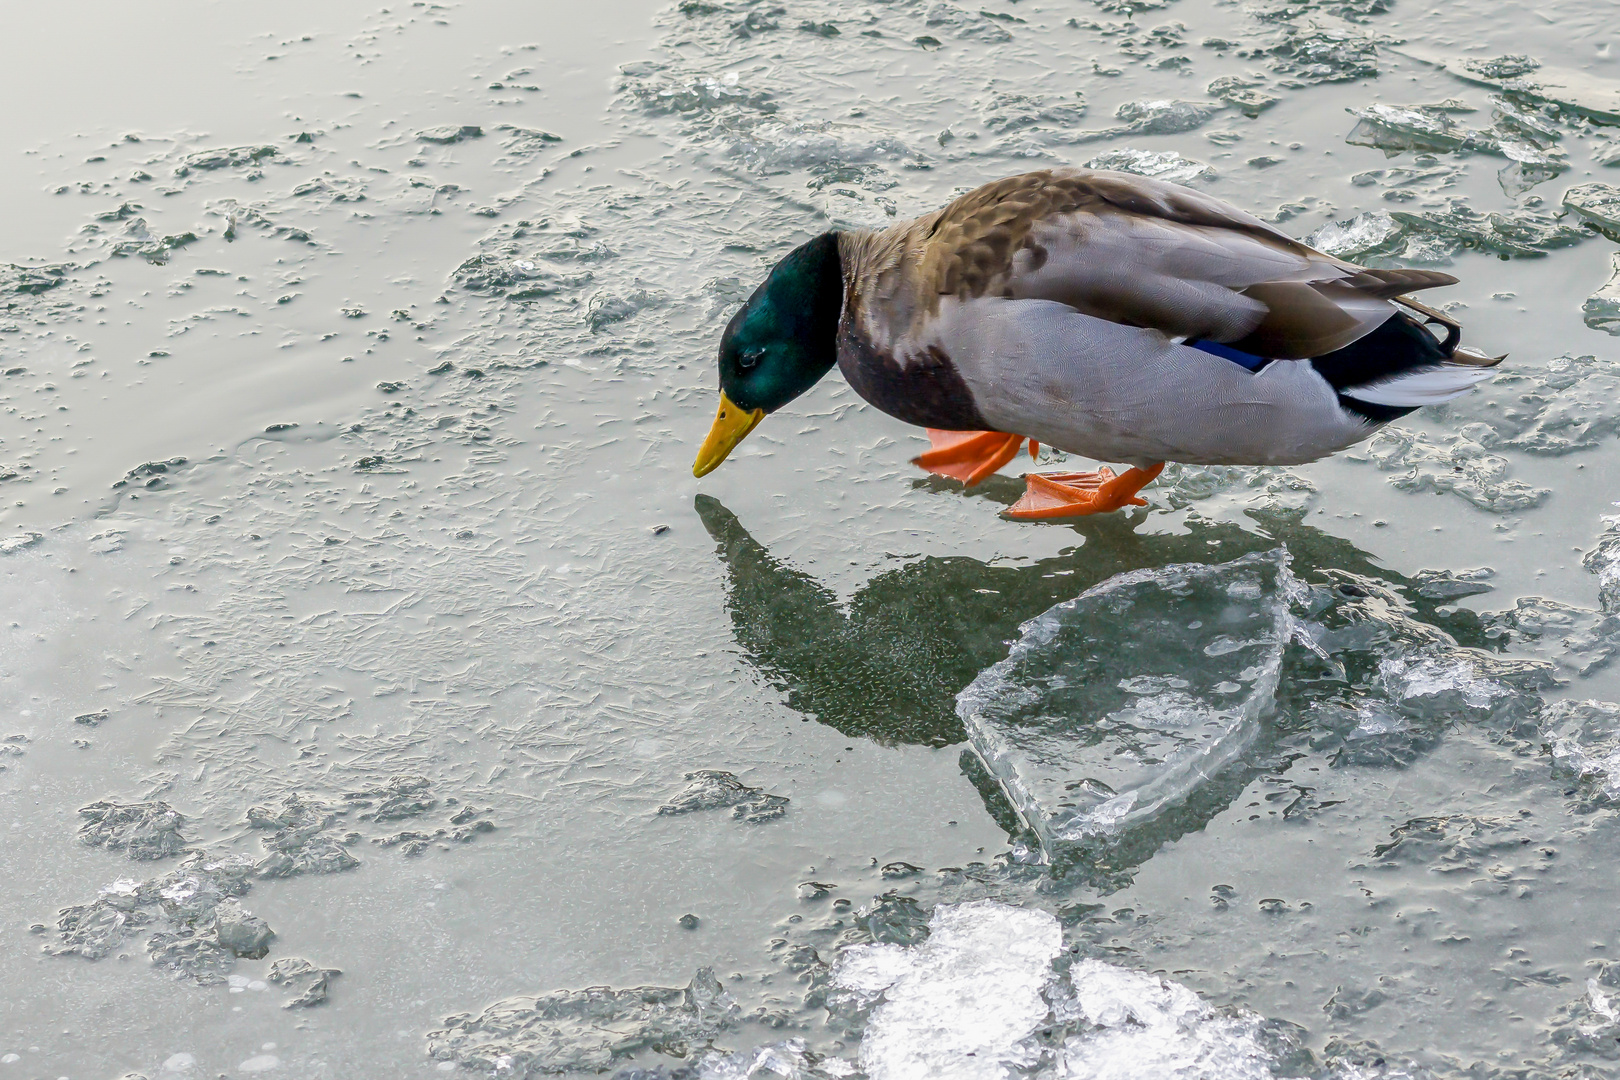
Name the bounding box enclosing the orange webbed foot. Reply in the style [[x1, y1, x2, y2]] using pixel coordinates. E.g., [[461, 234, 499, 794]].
[[912, 429, 1026, 487], [1005, 462, 1166, 520]]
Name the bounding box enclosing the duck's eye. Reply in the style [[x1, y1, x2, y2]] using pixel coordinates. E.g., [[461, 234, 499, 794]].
[[737, 348, 763, 371]]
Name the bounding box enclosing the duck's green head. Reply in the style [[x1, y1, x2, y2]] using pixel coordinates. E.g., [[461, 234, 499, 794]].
[[694, 231, 844, 478]]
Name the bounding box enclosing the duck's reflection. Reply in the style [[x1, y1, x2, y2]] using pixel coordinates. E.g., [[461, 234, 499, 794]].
[[696, 491, 1502, 885], [695, 491, 1485, 749]]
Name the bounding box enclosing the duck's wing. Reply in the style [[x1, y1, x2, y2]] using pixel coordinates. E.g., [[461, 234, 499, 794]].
[[914, 168, 1456, 360]]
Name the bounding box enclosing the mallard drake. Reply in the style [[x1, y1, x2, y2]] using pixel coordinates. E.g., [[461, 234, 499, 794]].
[[692, 168, 1501, 518]]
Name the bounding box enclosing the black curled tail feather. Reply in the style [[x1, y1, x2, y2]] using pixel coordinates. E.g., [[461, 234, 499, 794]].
[[1309, 311, 1450, 424]]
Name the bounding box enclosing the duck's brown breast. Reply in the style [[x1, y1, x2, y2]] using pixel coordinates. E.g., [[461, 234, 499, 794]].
[[835, 305, 990, 431]]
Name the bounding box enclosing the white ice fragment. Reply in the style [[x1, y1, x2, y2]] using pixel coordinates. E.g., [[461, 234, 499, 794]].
[[160, 878, 200, 903], [1053, 960, 1277, 1079], [0, 533, 42, 555], [237, 1056, 279, 1072], [0, 1054, 19, 1065], [831, 942, 911, 999], [100, 877, 140, 897], [1349, 705, 1406, 737], [852, 901, 1063, 1080], [1590, 977, 1619, 1023], [161, 1054, 196, 1073], [1379, 655, 1506, 708]]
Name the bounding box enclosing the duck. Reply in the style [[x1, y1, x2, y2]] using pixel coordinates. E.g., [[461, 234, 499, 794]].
[[691, 167, 1501, 518]]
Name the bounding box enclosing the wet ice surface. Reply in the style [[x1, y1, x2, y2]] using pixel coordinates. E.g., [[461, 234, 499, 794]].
[[4, 0, 1620, 1076]]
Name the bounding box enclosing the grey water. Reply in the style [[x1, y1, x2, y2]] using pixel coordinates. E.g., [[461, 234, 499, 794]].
[[2, 0, 1620, 1076]]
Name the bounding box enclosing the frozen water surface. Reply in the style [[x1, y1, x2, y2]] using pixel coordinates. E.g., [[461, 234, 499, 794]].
[[4, 0, 1620, 1076]]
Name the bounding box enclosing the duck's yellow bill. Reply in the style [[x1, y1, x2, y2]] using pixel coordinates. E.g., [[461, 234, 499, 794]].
[[693, 392, 765, 478]]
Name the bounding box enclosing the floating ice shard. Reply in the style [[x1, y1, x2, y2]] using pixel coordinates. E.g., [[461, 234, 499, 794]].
[[1114, 99, 1221, 135], [427, 968, 739, 1075], [1586, 253, 1620, 336], [1345, 104, 1495, 155], [957, 550, 1291, 868], [685, 1040, 857, 1079], [173, 145, 278, 176], [1410, 566, 1494, 601], [416, 125, 484, 144], [1548, 961, 1620, 1062], [1409, 51, 1620, 124], [1085, 148, 1213, 185], [1585, 513, 1620, 612], [267, 957, 342, 1009], [1481, 596, 1620, 675], [1205, 76, 1277, 117], [78, 801, 191, 861], [1564, 183, 1620, 236], [1389, 202, 1587, 258], [1073, 101, 1221, 143], [1306, 210, 1405, 260], [1266, 26, 1379, 83], [1541, 700, 1620, 803], [659, 770, 789, 823], [832, 900, 1062, 1080]]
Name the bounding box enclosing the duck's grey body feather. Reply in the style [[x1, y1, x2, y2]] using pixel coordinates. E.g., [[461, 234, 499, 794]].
[[833, 167, 1484, 467], [926, 296, 1375, 467]]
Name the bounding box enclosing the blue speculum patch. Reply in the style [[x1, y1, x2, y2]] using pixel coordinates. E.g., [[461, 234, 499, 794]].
[[1187, 338, 1269, 371]]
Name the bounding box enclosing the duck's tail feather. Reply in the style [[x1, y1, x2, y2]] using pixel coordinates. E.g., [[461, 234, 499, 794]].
[[1340, 363, 1497, 407]]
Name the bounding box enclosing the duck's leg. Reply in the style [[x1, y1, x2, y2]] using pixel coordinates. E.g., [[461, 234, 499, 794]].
[[911, 429, 1027, 487], [1005, 462, 1165, 520]]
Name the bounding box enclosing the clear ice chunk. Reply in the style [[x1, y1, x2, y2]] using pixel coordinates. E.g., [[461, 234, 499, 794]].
[[1085, 148, 1213, 185], [1345, 104, 1495, 155], [1584, 251, 1620, 336], [1306, 210, 1405, 261], [689, 1040, 857, 1079], [1564, 183, 1620, 236], [1585, 512, 1620, 612], [1266, 26, 1379, 83], [427, 969, 739, 1075], [1074, 101, 1221, 143], [658, 770, 789, 823], [77, 800, 191, 861], [1423, 53, 1620, 124], [956, 550, 1291, 866], [1541, 700, 1620, 803]]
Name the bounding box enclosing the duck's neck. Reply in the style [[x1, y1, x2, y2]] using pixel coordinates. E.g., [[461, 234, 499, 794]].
[[793, 230, 847, 361]]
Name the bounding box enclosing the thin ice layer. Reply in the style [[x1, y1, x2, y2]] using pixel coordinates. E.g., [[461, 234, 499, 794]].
[[956, 550, 1291, 863]]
